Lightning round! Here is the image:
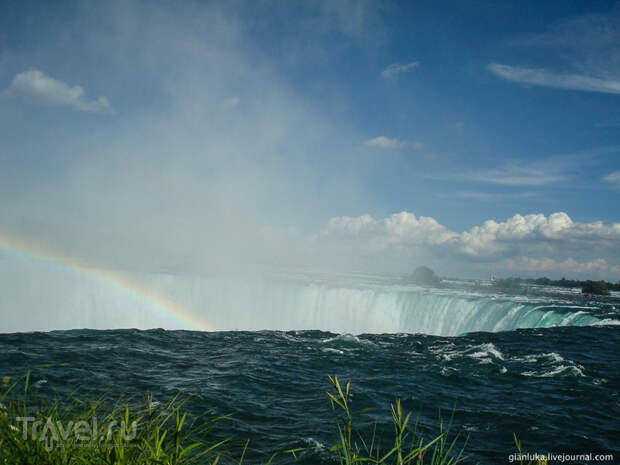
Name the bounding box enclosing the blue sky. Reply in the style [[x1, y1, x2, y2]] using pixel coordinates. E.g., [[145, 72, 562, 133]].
[[1, 0, 620, 278]]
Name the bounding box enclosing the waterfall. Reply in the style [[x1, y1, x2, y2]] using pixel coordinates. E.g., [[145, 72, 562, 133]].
[[197, 278, 600, 335], [0, 258, 602, 335]]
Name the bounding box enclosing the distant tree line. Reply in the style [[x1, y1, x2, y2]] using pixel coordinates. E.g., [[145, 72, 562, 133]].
[[493, 276, 620, 295]]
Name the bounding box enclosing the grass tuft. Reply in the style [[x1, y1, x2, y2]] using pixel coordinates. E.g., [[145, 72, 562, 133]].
[[0, 371, 229, 465], [326, 375, 468, 465], [1, 371, 468, 465]]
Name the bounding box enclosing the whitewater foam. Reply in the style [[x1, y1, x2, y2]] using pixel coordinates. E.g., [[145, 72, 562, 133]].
[[321, 348, 345, 355], [320, 334, 377, 346], [466, 343, 505, 361], [522, 364, 585, 378]]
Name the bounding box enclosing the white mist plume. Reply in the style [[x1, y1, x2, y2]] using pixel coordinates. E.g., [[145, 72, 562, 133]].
[[0, 1, 367, 274]]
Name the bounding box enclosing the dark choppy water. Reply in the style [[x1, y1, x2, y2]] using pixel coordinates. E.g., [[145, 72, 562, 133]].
[[1, 324, 618, 464]]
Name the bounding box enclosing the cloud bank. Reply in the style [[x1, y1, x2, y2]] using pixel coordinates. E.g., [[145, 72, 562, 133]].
[[319, 211, 620, 278], [7, 69, 113, 113]]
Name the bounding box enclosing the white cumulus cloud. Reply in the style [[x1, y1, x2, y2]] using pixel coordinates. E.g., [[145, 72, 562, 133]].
[[325, 211, 457, 247], [381, 61, 419, 79], [7, 69, 113, 113]]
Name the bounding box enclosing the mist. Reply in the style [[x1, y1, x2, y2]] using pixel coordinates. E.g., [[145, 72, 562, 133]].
[[0, 1, 400, 332], [0, 1, 376, 276]]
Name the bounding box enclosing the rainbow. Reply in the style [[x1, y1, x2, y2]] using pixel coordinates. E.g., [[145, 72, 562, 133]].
[[0, 231, 214, 331]]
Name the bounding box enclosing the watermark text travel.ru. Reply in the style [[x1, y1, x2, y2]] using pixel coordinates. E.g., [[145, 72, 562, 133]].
[[16, 415, 137, 451]]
